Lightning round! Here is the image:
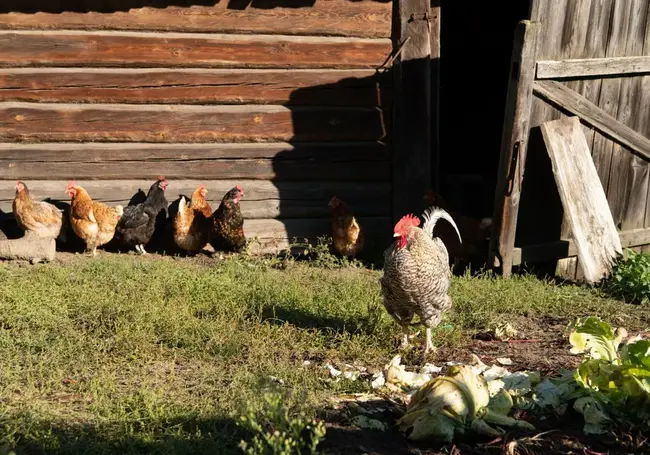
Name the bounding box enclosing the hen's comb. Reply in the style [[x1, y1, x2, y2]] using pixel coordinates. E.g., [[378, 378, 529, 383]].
[[394, 213, 421, 233], [158, 175, 166, 181], [235, 184, 243, 192], [66, 180, 77, 189]]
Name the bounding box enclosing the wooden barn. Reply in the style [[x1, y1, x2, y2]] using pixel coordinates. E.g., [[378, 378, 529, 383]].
[[481, 0, 650, 280], [0, 0, 398, 254]]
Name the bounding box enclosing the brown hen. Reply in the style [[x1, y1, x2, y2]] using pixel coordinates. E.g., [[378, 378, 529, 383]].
[[173, 185, 211, 254], [328, 196, 364, 259], [13, 181, 63, 239], [209, 185, 246, 253], [65, 182, 123, 256]]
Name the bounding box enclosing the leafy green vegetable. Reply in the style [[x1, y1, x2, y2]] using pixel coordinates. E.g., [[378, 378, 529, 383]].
[[566, 317, 650, 433], [603, 248, 650, 304], [397, 365, 534, 442]]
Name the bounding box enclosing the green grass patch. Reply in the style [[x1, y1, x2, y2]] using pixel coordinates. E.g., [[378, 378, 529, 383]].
[[0, 254, 643, 454]]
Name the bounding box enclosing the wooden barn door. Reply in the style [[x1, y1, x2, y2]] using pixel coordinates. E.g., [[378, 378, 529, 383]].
[[490, 0, 650, 279], [0, 0, 393, 254]]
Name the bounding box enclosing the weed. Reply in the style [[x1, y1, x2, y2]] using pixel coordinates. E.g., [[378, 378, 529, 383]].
[[237, 393, 326, 455], [603, 249, 650, 304]]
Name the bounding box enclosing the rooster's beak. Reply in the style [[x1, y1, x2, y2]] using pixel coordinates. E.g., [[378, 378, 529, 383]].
[[393, 233, 400, 237]]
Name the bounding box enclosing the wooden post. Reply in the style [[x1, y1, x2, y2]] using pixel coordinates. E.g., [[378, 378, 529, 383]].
[[391, 0, 432, 223], [430, 0, 441, 193], [488, 20, 539, 277]]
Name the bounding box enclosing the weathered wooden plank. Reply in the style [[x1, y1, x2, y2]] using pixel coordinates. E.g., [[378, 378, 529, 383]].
[[0, 179, 392, 219], [513, 226, 650, 265], [430, 0, 441, 192], [488, 20, 539, 276], [591, 0, 634, 195], [537, 56, 650, 79], [532, 80, 650, 161], [0, 69, 391, 106], [0, 142, 389, 162], [528, 0, 568, 129], [606, 3, 649, 230], [0, 103, 388, 143], [391, 0, 432, 223], [540, 116, 622, 283], [620, 6, 650, 237], [0, 31, 391, 69], [0, 158, 390, 181], [0, 2, 392, 38]]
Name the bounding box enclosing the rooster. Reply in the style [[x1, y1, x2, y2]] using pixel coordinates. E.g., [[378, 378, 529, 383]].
[[209, 185, 246, 253], [173, 185, 211, 254], [65, 182, 123, 256], [423, 190, 492, 267], [114, 177, 169, 255], [328, 196, 364, 258], [13, 181, 63, 239], [380, 208, 462, 354]]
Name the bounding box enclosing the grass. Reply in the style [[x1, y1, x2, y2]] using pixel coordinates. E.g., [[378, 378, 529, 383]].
[[0, 253, 645, 454]]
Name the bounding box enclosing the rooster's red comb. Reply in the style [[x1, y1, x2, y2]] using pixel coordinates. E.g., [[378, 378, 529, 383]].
[[394, 213, 420, 234]]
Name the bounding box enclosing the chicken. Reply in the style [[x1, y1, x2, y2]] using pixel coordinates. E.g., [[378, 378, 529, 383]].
[[65, 182, 123, 256], [12, 181, 63, 239], [209, 185, 246, 253], [423, 190, 492, 267], [114, 177, 169, 255], [380, 208, 462, 354], [173, 185, 211, 254], [191, 184, 212, 218], [328, 196, 364, 258]]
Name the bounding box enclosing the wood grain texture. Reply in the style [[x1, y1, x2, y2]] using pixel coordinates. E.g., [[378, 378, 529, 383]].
[[591, 0, 634, 196], [488, 20, 539, 276], [0, 31, 391, 69], [606, 3, 649, 229], [0, 142, 390, 161], [512, 226, 650, 265], [0, 103, 389, 143], [0, 69, 391, 106], [391, 0, 432, 222], [537, 56, 650, 79], [0, 2, 392, 38], [0, 179, 391, 219], [532, 80, 650, 161], [540, 116, 622, 283]]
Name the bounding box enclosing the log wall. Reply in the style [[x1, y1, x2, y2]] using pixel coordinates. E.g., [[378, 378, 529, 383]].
[[0, 0, 393, 253]]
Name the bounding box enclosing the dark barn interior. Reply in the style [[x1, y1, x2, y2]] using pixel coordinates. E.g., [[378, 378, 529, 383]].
[[438, 0, 532, 221]]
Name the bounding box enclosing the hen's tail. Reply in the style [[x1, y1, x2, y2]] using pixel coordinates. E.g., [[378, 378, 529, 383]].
[[422, 206, 462, 243]]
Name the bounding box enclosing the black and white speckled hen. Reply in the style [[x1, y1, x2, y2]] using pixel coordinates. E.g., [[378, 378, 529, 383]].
[[380, 207, 462, 354], [114, 177, 169, 255], [209, 185, 246, 253]]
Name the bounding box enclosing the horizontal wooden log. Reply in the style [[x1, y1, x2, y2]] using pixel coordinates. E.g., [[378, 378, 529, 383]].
[[533, 80, 650, 162], [0, 142, 390, 161], [0, 2, 391, 38], [0, 159, 390, 181], [0, 179, 391, 219], [536, 56, 650, 79], [0, 31, 391, 69], [512, 227, 650, 266], [0, 69, 391, 106], [0, 103, 389, 143]]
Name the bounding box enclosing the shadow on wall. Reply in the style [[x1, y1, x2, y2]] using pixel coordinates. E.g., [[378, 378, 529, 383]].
[[274, 67, 393, 264], [0, 0, 388, 13]]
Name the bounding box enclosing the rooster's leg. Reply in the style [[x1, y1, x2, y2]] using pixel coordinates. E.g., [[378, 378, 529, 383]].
[[424, 328, 436, 354], [139, 245, 149, 255], [400, 324, 410, 350]]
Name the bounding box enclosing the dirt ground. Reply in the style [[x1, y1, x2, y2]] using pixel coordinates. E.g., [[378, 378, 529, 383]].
[[320, 317, 649, 455]]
